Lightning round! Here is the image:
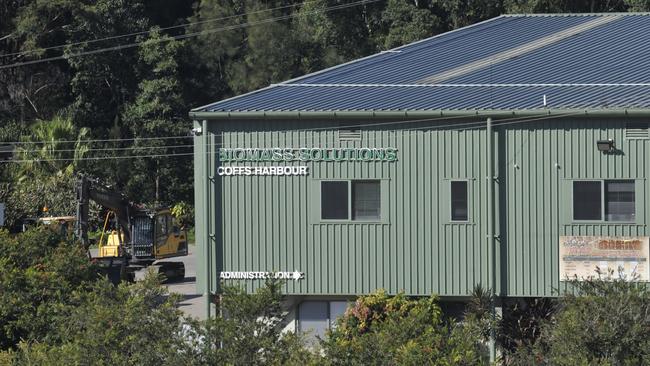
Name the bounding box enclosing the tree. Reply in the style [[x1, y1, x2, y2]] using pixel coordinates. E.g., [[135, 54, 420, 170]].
[[375, 0, 443, 50], [1, 0, 76, 123], [185, 0, 243, 106], [2, 116, 89, 228], [188, 280, 317, 365], [2, 273, 191, 365], [65, 0, 149, 132], [0, 228, 99, 350], [121, 29, 192, 205], [509, 271, 650, 365], [321, 289, 488, 365]]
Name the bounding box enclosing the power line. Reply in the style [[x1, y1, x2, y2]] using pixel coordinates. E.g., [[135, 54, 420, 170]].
[[0, 113, 506, 148], [14, 144, 194, 154], [1, 0, 326, 59], [3, 111, 583, 154], [1, 152, 193, 163], [0, 0, 383, 70], [0, 112, 583, 163], [2, 134, 193, 146], [0, 112, 539, 151]]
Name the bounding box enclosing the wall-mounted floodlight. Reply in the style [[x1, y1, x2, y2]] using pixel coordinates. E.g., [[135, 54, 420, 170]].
[[597, 139, 615, 152]]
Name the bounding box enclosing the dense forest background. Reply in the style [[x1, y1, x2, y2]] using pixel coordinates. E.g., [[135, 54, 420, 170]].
[[1, 0, 649, 228]]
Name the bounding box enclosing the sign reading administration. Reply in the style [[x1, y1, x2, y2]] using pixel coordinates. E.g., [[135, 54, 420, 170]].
[[220, 270, 304, 281], [219, 147, 398, 162], [559, 236, 650, 281]]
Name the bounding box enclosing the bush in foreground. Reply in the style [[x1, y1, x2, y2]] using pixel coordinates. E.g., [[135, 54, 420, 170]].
[[509, 272, 650, 365], [0, 228, 99, 350], [321, 290, 489, 365]]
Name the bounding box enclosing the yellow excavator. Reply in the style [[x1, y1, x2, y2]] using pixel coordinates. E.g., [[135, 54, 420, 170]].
[[75, 175, 187, 282]]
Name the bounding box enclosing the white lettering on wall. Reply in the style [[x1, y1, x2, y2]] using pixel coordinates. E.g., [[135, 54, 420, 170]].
[[217, 166, 309, 176], [219, 270, 305, 281]]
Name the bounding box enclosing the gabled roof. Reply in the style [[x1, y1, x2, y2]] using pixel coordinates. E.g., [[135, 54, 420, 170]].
[[192, 13, 650, 117]]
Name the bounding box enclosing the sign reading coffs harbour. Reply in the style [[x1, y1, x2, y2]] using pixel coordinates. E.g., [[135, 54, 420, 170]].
[[219, 147, 398, 162], [217, 147, 398, 176], [217, 165, 308, 176], [559, 236, 650, 281]]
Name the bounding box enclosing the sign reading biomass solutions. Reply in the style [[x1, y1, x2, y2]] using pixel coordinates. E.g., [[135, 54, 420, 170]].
[[217, 147, 398, 176], [559, 236, 650, 281]]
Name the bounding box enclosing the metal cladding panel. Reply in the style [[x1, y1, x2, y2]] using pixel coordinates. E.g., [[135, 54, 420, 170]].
[[195, 117, 650, 298], [203, 118, 493, 297], [502, 118, 649, 297]]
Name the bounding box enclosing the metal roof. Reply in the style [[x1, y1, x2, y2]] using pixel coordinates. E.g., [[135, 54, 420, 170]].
[[193, 13, 650, 115]]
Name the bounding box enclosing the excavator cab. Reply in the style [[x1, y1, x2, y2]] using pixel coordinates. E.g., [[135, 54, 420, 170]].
[[129, 209, 188, 262], [77, 175, 187, 282]]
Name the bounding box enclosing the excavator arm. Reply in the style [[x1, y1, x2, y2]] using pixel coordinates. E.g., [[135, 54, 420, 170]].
[[75, 174, 132, 248]]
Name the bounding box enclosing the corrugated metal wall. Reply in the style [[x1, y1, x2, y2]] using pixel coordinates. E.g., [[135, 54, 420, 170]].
[[195, 117, 649, 298], [502, 119, 648, 297]]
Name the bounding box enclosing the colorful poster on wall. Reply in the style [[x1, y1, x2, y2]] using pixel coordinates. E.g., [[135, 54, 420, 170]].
[[559, 236, 649, 281]]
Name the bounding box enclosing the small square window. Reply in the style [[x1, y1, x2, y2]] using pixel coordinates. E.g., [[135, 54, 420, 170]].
[[321, 181, 348, 220], [451, 181, 468, 221], [352, 181, 380, 220]]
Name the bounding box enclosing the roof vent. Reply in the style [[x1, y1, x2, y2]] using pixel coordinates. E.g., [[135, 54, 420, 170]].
[[625, 123, 649, 140], [338, 129, 361, 141], [337, 121, 361, 141]]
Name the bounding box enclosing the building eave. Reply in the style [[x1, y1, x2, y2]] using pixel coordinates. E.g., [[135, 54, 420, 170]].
[[189, 108, 650, 121]]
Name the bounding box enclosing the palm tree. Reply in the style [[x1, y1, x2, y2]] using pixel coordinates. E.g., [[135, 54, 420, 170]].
[[14, 115, 89, 181]]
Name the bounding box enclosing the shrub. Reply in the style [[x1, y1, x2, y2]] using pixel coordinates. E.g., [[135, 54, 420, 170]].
[[0, 228, 99, 350], [321, 290, 488, 365], [511, 271, 650, 365], [2, 273, 190, 365], [187, 279, 318, 365]]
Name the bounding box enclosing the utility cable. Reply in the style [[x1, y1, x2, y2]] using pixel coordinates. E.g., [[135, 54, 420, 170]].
[[0, 112, 584, 163], [4, 111, 585, 154], [1, 0, 333, 59], [2, 112, 549, 151], [2, 152, 194, 163], [0, 0, 383, 70]]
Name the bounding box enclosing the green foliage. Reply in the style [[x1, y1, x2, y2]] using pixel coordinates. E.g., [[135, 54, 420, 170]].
[[120, 28, 192, 205], [498, 297, 555, 357], [1, 116, 88, 228], [506, 273, 650, 365], [14, 116, 89, 180], [2, 272, 190, 365], [171, 201, 194, 228], [0, 227, 99, 350], [321, 289, 488, 365], [188, 279, 318, 365], [377, 0, 443, 50]]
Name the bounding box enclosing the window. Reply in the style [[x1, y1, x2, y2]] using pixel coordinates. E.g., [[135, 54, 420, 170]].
[[573, 181, 602, 220], [321, 181, 348, 219], [156, 215, 167, 237], [573, 180, 635, 222], [605, 181, 635, 221], [329, 301, 348, 328], [321, 180, 381, 221], [299, 301, 349, 344], [298, 301, 328, 343], [353, 181, 380, 220], [451, 181, 468, 221]]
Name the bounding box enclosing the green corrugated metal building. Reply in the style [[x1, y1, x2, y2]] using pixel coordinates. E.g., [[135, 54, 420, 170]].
[[190, 13, 650, 336]]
